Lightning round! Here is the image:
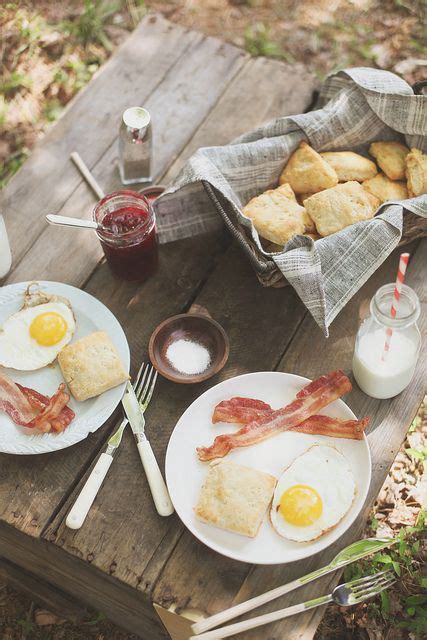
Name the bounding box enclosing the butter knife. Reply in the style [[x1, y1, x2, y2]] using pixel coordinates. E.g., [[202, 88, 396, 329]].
[[66, 416, 128, 529], [122, 382, 174, 517]]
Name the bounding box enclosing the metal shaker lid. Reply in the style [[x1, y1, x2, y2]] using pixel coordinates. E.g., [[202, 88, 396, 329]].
[[122, 107, 150, 129]]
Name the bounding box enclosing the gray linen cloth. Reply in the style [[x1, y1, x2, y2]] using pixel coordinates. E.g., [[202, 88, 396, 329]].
[[154, 68, 427, 335]]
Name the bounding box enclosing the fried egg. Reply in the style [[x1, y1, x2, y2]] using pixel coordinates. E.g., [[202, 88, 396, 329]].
[[0, 300, 75, 371], [270, 445, 355, 542]]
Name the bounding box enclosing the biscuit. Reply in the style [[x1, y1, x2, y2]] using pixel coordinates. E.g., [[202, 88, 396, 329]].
[[369, 141, 409, 181], [58, 331, 129, 401], [194, 460, 276, 538], [243, 183, 309, 244], [321, 151, 378, 182], [406, 148, 427, 197], [304, 181, 380, 237], [298, 192, 316, 205], [362, 173, 408, 203], [279, 141, 338, 194]]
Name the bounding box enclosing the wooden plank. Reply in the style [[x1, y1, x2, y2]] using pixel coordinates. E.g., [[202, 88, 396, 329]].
[[0, 20, 247, 538], [0, 522, 169, 639], [161, 56, 316, 184], [153, 241, 426, 639], [40, 57, 317, 616], [0, 556, 88, 624], [44, 243, 307, 591], [0, 231, 225, 538], [1, 14, 195, 268], [7, 28, 246, 286]]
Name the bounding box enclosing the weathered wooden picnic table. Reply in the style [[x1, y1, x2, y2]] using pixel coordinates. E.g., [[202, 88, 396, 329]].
[[0, 13, 425, 640]]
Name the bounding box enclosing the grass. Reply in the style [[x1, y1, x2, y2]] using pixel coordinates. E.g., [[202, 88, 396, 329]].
[[244, 22, 294, 62], [344, 511, 427, 638], [0, 1, 147, 188]]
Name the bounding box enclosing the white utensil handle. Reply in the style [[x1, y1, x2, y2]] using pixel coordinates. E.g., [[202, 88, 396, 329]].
[[191, 576, 303, 634], [190, 602, 310, 640], [71, 151, 105, 199], [137, 440, 174, 516], [66, 453, 113, 529], [46, 214, 98, 230]]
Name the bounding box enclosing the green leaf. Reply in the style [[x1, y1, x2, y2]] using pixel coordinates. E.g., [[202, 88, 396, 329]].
[[405, 447, 426, 460], [420, 577, 427, 588], [399, 539, 408, 556], [380, 589, 390, 616], [405, 595, 427, 606], [374, 553, 393, 564], [407, 606, 415, 616]]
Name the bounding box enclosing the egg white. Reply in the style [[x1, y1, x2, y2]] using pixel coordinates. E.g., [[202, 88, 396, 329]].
[[0, 302, 75, 370], [270, 445, 355, 542]]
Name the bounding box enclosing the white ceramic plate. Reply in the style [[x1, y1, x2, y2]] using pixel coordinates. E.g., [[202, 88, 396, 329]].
[[0, 281, 130, 455], [166, 371, 371, 565]]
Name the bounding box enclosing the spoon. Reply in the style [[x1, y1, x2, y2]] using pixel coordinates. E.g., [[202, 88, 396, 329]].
[[46, 214, 100, 230]]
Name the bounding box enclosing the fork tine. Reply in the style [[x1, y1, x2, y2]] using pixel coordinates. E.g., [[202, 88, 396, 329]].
[[351, 574, 395, 597], [352, 579, 396, 604], [346, 570, 392, 589], [142, 369, 158, 408], [135, 364, 150, 400], [133, 361, 145, 391], [140, 366, 155, 403]]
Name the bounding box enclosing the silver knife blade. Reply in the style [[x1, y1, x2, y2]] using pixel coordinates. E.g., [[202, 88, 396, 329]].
[[122, 381, 146, 436]]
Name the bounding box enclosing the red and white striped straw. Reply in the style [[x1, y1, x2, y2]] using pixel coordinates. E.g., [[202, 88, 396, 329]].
[[382, 252, 410, 360]]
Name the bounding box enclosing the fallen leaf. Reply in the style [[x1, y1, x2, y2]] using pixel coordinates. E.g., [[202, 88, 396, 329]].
[[34, 609, 66, 626]]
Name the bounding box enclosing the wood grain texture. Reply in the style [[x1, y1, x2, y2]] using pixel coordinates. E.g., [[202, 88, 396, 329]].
[[157, 241, 425, 640], [0, 556, 88, 624], [42, 56, 317, 610], [7, 29, 246, 286], [0, 16, 247, 541], [1, 14, 193, 269], [0, 232, 225, 538], [162, 56, 316, 184], [4, 14, 423, 640], [0, 522, 169, 639]]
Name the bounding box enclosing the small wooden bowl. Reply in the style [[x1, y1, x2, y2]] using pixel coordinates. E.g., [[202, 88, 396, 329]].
[[149, 313, 229, 384]]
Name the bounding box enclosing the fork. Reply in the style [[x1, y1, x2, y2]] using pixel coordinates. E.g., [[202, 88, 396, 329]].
[[66, 362, 154, 529], [190, 570, 395, 640], [126, 364, 174, 516]]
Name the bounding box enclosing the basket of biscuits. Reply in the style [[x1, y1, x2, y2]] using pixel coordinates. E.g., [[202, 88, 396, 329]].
[[155, 68, 427, 334], [236, 139, 426, 274]]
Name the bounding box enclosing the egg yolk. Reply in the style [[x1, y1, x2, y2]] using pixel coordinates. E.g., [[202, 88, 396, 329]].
[[29, 312, 67, 346], [279, 484, 323, 527]]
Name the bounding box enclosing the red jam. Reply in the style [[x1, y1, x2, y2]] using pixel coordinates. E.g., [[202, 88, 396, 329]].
[[94, 191, 158, 282]]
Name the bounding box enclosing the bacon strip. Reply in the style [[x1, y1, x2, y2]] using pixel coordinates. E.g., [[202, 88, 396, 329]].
[[0, 372, 35, 425], [212, 397, 271, 424], [197, 370, 352, 461], [18, 383, 75, 433], [212, 397, 368, 440], [0, 371, 74, 433], [289, 415, 368, 440]]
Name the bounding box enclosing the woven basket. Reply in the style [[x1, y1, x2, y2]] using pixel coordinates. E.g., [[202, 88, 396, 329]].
[[204, 79, 427, 289]]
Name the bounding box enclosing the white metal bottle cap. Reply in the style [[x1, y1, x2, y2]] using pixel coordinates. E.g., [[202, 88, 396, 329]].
[[122, 107, 150, 129]]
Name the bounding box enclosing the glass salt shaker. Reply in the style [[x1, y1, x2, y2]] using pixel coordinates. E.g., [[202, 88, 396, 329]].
[[352, 283, 421, 399], [0, 213, 12, 278], [118, 107, 152, 185]]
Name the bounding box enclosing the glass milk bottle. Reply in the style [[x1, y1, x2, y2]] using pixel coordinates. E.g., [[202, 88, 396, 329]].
[[118, 107, 152, 185], [352, 283, 421, 399], [0, 214, 12, 278]]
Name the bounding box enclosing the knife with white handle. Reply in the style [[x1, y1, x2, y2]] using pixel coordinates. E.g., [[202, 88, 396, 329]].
[[122, 382, 174, 517], [66, 416, 128, 529]]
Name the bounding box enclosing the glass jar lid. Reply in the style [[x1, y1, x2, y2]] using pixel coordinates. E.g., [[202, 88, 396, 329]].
[[122, 107, 150, 129]]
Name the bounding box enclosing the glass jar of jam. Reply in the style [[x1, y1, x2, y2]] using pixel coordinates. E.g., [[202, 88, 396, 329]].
[[93, 190, 158, 281]]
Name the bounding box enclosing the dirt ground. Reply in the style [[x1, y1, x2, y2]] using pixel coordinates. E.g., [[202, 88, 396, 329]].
[[1, 1, 426, 639]]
